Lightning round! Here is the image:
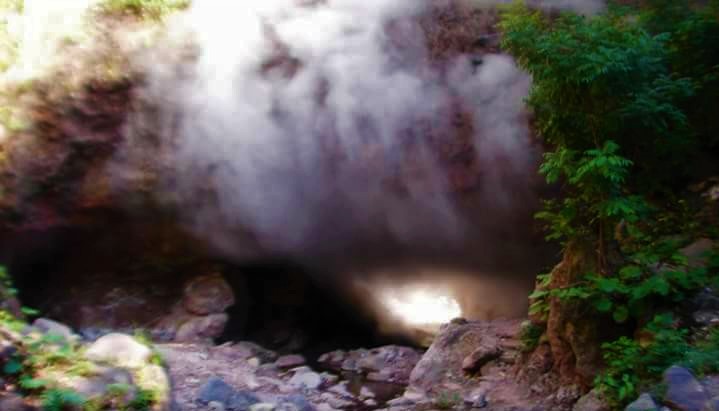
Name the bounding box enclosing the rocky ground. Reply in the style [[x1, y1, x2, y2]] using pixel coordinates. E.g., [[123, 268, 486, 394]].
[[158, 318, 541, 411]]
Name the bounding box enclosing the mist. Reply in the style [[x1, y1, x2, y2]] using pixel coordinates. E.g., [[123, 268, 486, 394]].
[[120, 0, 582, 332]]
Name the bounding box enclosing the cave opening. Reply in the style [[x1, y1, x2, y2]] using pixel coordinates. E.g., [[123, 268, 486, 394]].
[[0, 222, 420, 362], [219, 259, 418, 362]]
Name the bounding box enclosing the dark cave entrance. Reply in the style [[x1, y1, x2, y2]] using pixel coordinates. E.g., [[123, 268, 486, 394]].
[[220, 260, 417, 360], [0, 223, 417, 361]]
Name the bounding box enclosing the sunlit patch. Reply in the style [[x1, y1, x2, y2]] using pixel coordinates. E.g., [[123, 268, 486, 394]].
[[380, 285, 462, 327]]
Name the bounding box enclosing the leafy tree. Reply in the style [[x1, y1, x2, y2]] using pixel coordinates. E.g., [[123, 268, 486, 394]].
[[500, 0, 719, 404]]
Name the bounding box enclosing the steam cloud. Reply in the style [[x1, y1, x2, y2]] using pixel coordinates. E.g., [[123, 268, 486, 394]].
[[136, 0, 537, 258], [125, 0, 593, 324]]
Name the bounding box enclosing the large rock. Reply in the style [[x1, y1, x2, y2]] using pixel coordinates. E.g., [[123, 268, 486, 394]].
[[625, 393, 658, 411], [199, 377, 237, 405], [408, 319, 518, 395], [85, 333, 152, 368], [198, 377, 260, 410], [663, 366, 711, 411], [174, 313, 229, 343], [32, 318, 79, 342], [573, 388, 610, 411], [183, 274, 235, 316], [461, 338, 501, 372]]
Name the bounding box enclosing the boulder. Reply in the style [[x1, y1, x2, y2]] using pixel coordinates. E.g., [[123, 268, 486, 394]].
[[32, 318, 79, 343], [625, 393, 658, 411], [573, 388, 610, 411], [461, 338, 501, 373], [174, 313, 228, 343], [408, 320, 517, 395], [663, 366, 711, 411], [198, 377, 237, 405], [84, 333, 152, 368], [183, 274, 235, 316]]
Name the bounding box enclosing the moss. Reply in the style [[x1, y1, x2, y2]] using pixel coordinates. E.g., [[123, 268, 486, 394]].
[[98, 0, 190, 20]]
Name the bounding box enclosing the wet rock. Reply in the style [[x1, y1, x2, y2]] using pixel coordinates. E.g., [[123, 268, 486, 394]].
[[31, 318, 79, 342], [663, 366, 710, 411], [625, 393, 658, 411], [85, 333, 151, 368], [573, 388, 610, 411], [183, 274, 235, 316], [276, 354, 306, 369], [461, 338, 501, 373], [198, 377, 237, 405]]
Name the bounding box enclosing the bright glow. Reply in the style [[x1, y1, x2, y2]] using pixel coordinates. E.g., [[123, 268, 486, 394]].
[[3, 0, 100, 81], [381, 286, 462, 327]]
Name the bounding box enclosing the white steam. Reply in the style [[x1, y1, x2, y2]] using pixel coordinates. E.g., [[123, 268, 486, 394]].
[[135, 0, 538, 262]]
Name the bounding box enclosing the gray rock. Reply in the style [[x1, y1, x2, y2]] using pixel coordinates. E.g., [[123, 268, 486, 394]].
[[461, 341, 501, 373], [574, 388, 609, 411], [288, 371, 322, 390], [276, 354, 306, 369], [198, 377, 236, 405], [227, 391, 260, 411], [85, 333, 152, 368], [664, 366, 711, 411], [279, 395, 315, 411], [32, 318, 78, 342], [625, 393, 658, 411], [249, 404, 277, 411]]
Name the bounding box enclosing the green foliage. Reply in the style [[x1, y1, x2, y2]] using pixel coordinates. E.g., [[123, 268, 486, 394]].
[[596, 314, 719, 406], [519, 320, 545, 353], [435, 391, 462, 410], [128, 389, 155, 411], [98, 0, 190, 20], [501, 1, 719, 407], [42, 388, 86, 411]]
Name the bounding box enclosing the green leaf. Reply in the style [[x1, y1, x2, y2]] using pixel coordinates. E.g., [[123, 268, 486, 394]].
[[596, 298, 613, 312], [613, 305, 630, 323], [3, 359, 22, 375]]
